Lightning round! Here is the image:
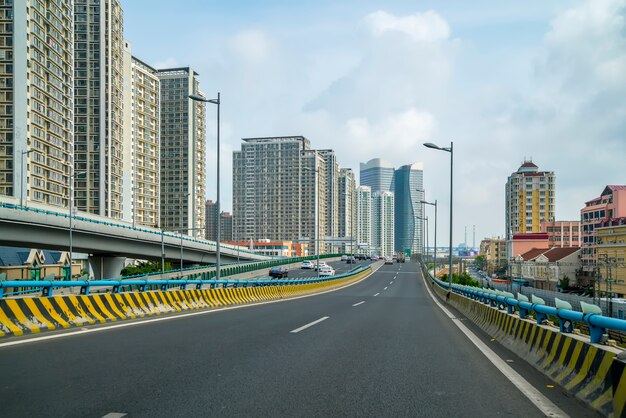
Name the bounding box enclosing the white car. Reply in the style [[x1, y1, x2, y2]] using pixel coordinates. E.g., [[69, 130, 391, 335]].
[[340, 255, 348, 261], [318, 266, 335, 276], [315, 262, 329, 271], [301, 261, 314, 269]]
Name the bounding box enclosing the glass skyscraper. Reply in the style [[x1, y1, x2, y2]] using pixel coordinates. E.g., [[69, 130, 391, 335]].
[[359, 158, 395, 194], [393, 162, 424, 255]]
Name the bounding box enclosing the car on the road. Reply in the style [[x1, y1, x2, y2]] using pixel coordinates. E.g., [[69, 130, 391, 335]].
[[340, 255, 348, 261], [318, 266, 335, 276], [269, 266, 288, 278], [346, 256, 356, 264], [384, 257, 393, 265], [315, 261, 329, 271], [301, 261, 314, 269]]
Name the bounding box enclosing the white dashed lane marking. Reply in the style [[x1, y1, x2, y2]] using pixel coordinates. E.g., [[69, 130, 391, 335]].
[[290, 316, 330, 333], [352, 301, 365, 307], [374, 293, 380, 296]]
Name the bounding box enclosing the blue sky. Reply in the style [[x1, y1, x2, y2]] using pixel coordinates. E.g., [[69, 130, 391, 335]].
[[123, 0, 626, 246]]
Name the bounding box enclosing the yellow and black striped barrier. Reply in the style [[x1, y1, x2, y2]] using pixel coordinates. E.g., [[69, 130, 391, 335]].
[[0, 266, 372, 339], [429, 277, 626, 417]]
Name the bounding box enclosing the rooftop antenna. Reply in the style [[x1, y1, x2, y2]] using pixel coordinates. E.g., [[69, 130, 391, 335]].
[[464, 226, 467, 246], [473, 225, 476, 250]]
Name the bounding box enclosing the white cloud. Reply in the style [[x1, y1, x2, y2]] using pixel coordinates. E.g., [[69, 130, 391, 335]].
[[229, 29, 273, 64], [153, 56, 178, 69], [342, 109, 437, 164], [365, 10, 450, 42]]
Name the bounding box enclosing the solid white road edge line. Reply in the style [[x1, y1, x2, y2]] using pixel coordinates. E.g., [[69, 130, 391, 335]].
[[420, 272, 567, 418], [290, 316, 330, 333], [352, 301, 365, 307], [0, 262, 386, 349]]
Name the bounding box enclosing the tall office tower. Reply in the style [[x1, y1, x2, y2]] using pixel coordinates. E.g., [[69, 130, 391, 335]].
[[355, 186, 372, 254], [122, 41, 160, 227], [0, 1, 74, 207], [319, 150, 339, 251], [394, 162, 424, 255], [74, 0, 124, 218], [157, 67, 206, 237], [505, 161, 556, 244], [339, 168, 356, 251], [360, 158, 394, 193], [372, 191, 395, 257]]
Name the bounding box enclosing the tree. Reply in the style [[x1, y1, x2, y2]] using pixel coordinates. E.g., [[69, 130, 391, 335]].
[[120, 261, 162, 277], [473, 255, 486, 271], [558, 275, 570, 291]]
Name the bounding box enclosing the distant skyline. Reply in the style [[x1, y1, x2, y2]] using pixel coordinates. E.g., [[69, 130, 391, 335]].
[[123, 0, 626, 245]]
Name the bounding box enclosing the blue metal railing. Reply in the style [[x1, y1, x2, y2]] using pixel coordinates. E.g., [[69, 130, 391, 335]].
[[0, 263, 368, 299], [424, 265, 626, 344]]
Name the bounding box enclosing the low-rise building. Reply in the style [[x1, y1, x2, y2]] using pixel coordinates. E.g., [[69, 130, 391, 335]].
[[0, 247, 81, 281], [510, 233, 549, 259], [479, 237, 507, 275], [512, 247, 580, 290], [225, 240, 309, 258], [540, 220, 581, 247], [595, 217, 626, 297]]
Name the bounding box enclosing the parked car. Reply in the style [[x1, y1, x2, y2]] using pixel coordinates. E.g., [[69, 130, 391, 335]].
[[319, 266, 335, 276], [269, 266, 288, 278], [301, 261, 314, 269]]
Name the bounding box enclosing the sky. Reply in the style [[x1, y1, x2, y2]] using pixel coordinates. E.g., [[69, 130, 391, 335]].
[[123, 0, 626, 246]]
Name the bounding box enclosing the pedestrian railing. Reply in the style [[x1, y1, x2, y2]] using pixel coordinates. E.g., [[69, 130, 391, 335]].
[[0, 256, 362, 299], [424, 264, 626, 344]]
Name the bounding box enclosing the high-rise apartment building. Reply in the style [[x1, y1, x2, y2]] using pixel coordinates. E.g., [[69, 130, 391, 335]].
[[205, 200, 234, 242], [157, 67, 206, 237], [122, 41, 160, 227], [360, 158, 394, 194], [372, 191, 395, 257], [338, 168, 356, 251], [393, 162, 424, 255], [205, 199, 218, 241], [355, 186, 372, 254], [233, 137, 326, 249], [1, 1, 74, 207], [74, 0, 125, 218], [319, 150, 339, 251], [505, 161, 556, 257]]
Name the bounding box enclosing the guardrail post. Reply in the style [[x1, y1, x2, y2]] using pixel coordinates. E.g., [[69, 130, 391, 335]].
[[41, 285, 52, 297], [585, 315, 606, 344], [79, 283, 90, 295], [112, 284, 121, 293], [533, 306, 548, 324]]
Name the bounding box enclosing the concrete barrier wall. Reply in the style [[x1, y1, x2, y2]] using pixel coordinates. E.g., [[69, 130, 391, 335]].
[[430, 280, 626, 417], [0, 266, 373, 339]]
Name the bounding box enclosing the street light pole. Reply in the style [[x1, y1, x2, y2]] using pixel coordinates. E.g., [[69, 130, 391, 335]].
[[424, 141, 453, 290], [21, 149, 33, 206], [69, 171, 85, 280], [189, 92, 221, 281], [303, 166, 320, 279], [421, 199, 438, 273]]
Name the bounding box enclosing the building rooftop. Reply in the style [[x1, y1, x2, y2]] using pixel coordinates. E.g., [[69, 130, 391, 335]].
[[518, 248, 548, 261], [512, 233, 549, 240], [541, 247, 580, 262], [360, 158, 395, 170]]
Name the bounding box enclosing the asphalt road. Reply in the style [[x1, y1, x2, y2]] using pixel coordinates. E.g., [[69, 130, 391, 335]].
[[0, 261, 598, 417]]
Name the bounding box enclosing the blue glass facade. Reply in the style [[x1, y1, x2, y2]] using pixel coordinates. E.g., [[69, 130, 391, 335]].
[[393, 163, 424, 254]]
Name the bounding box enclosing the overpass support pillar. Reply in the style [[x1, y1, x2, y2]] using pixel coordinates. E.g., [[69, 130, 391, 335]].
[[89, 256, 126, 280]]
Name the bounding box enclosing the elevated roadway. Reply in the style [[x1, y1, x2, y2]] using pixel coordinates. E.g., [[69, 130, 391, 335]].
[[0, 195, 269, 278], [0, 261, 597, 417]]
